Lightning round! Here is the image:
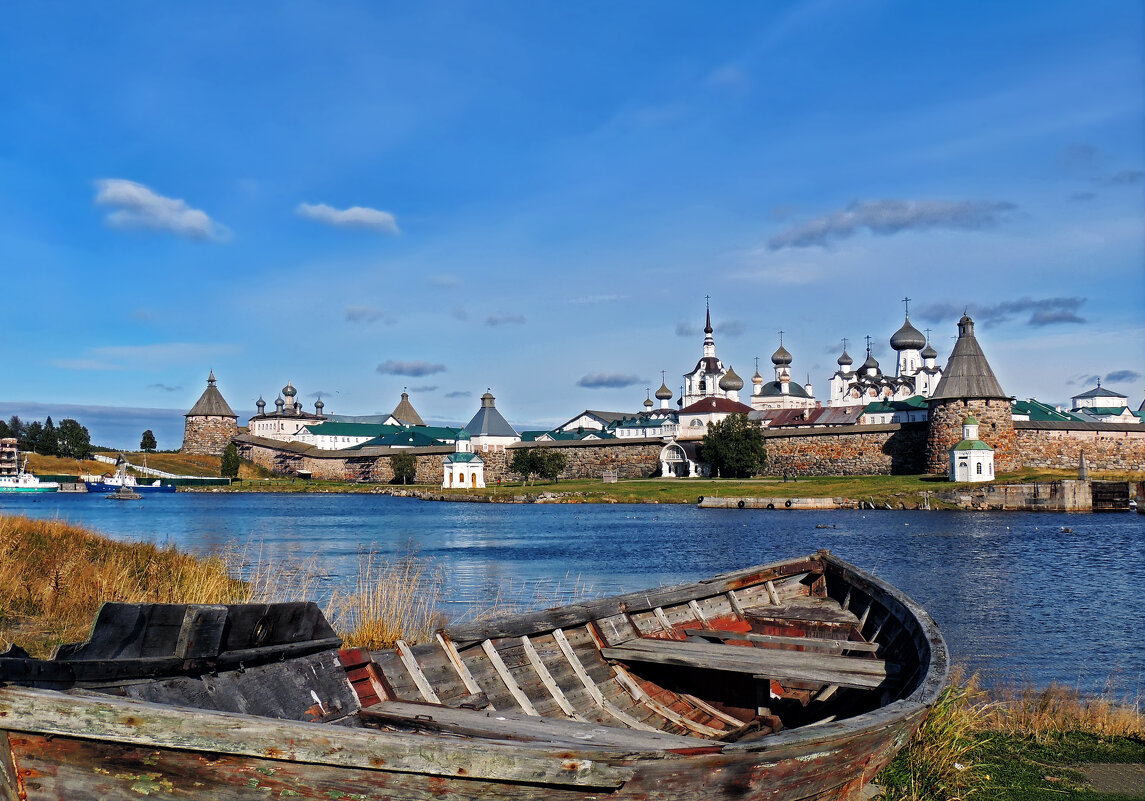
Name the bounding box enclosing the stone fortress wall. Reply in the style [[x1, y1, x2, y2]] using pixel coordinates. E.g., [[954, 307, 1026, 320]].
[[236, 421, 1145, 483], [181, 416, 239, 456]]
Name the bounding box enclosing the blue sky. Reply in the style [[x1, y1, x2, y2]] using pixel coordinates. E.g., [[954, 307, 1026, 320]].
[[3, 1, 1143, 447]]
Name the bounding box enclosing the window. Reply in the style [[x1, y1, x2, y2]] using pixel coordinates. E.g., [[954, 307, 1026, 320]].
[[976, 463, 983, 475]]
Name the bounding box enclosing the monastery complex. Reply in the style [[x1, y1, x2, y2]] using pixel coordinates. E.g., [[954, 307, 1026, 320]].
[[183, 302, 1145, 484]]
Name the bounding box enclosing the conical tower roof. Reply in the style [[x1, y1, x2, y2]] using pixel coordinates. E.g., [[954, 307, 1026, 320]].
[[185, 372, 237, 418], [464, 391, 518, 438], [390, 391, 426, 427], [930, 315, 1008, 401]]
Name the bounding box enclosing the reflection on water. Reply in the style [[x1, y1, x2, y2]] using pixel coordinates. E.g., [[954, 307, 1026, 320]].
[[3, 492, 1142, 697]]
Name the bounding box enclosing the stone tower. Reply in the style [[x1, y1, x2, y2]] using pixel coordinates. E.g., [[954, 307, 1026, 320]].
[[925, 315, 1014, 473], [182, 371, 239, 455]]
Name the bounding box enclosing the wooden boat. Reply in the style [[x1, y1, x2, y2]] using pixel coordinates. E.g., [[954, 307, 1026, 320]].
[[0, 550, 947, 800]]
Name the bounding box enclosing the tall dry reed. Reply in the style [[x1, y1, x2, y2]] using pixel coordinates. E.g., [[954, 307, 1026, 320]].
[[0, 515, 249, 655], [323, 549, 445, 650], [978, 681, 1144, 740]]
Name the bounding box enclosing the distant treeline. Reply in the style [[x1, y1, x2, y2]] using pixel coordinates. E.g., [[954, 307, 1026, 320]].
[[1, 415, 94, 460]]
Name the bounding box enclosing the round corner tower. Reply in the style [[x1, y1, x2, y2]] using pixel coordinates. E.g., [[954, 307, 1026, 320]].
[[925, 314, 1015, 473], [182, 371, 240, 455]]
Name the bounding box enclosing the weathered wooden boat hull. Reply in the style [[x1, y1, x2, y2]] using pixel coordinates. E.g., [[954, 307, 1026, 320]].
[[0, 552, 947, 800], [0, 696, 923, 800]]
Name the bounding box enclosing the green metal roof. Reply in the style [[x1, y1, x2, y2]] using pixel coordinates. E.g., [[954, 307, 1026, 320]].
[[952, 439, 993, 451], [1011, 399, 1083, 422], [445, 451, 482, 463]]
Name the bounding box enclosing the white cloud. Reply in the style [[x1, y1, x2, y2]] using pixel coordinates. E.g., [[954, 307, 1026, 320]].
[[94, 179, 229, 241], [296, 202, 400, 233]]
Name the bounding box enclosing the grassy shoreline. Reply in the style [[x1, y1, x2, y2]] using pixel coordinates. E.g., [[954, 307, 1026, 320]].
[[1, 515, 1141, 799], [196, 468, 1142, 511]]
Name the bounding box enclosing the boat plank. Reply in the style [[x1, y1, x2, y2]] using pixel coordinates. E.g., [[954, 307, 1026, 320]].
[[396, 641, 442, 704], [481, 640, 540, 717], [0, 733, 20, 801], [436, 634, 489, 705], [520, 637, 583, 720], [0, 686, 632, 789], [602, 640, 894, 690], [174, 605, 228, 659], [446, 557, 824, 645], [360, 700, 701, 750], [609, 664, 722, 737], [550, 629, 659, 732], [683, 629, 879, 653]]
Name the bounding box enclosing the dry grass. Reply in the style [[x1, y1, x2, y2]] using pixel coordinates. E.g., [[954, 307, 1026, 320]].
[[324, 550, 446, 650], [0, 516, 452, 656], [0, 515, 249, 655], [978, 681, 1144, 740], [881, 669, 1145, 800], [882, 670, 991, 801]]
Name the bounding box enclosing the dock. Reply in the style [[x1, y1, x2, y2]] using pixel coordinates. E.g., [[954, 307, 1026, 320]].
[[698, 496, 840, 510]]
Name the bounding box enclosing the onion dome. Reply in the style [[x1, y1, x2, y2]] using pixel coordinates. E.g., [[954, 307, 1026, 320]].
[[274, 396, 285, 411], [921, 342, 938, 360], [837, 349, 853, 367], [771, 345, 792, 366], [643, 396, 654, 409], [862, 353, 880, 371], [315, 398, 325, 413], [890, 316, 927, 350], [752, 369, 764, 386], [719, 367, 744, 391], [655, 382, 673, 401], [255, 396, 266, 413], [282, 381, 297, 399]]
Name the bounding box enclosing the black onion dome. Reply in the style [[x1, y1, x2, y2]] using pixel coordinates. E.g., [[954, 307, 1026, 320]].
[[862, 353, 880, 371], [921, 342, 938, 359], [719, 367, 744, 391], [890, 317, 927, 350], [771, 345, 792, 366], [837, 349, 853, 367]]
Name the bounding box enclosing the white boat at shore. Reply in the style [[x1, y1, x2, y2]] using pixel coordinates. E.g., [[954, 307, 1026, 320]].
[[0, 453, 60, 494]]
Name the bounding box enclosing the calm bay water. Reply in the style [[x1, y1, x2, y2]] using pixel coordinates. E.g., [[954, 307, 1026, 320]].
[[3, 492, 1142, 698]]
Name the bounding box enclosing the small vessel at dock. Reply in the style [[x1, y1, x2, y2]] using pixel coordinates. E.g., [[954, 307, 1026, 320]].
[[0, 439, 59, 493], [83, 454, 175, 493], [0, 551, 946, 800]]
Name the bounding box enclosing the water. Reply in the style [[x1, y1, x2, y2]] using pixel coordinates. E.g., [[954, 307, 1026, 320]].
[[3, 492, 1142, 698]]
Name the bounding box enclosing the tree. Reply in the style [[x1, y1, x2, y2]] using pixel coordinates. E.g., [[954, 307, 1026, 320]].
[[537, 448, 567, 482], [40, 417, 58, 456], [701, 413, 766, 478], [390, 451, 416, 484], [509, 448, 541, 485], [140, 430, 158, 452], [220, 443, 241, 478], [5, 416, 23, 441], [510, 447, 566, 485], [56, 419, 93, 459], [22, 421, 43, 453]]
